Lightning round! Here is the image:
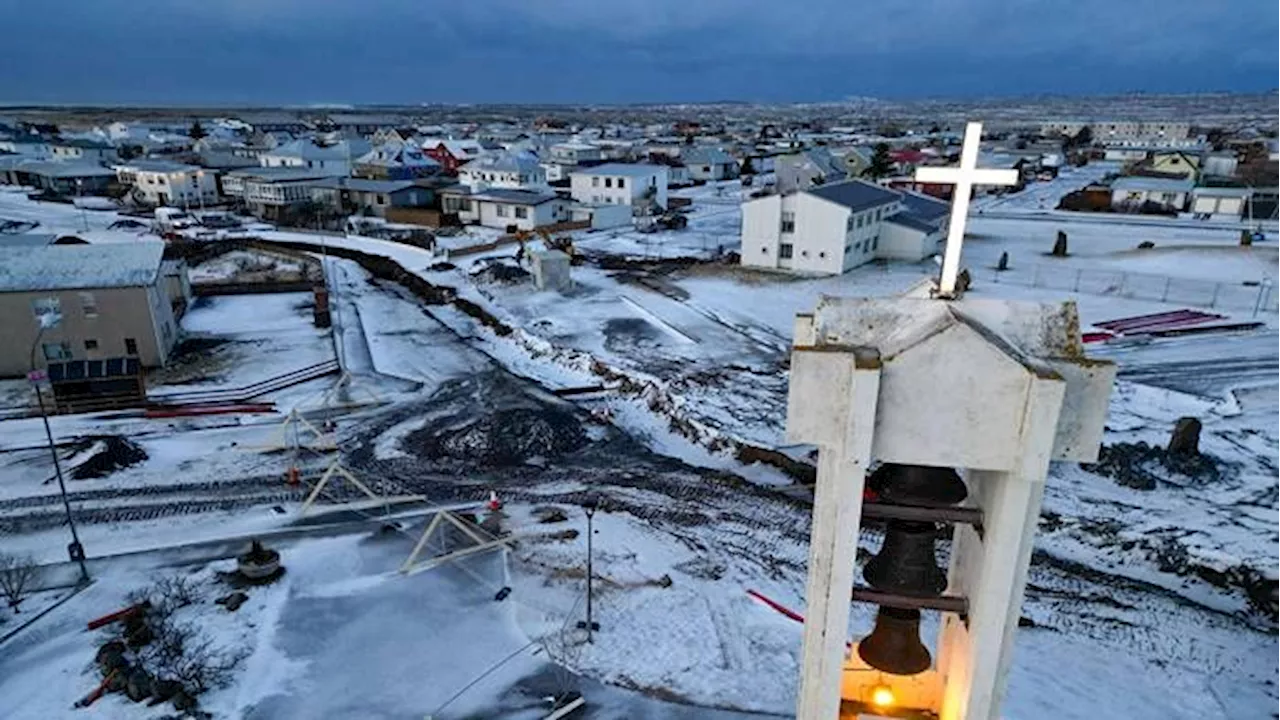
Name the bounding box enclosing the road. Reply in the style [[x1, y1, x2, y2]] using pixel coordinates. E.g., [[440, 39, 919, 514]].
[[1090, 328, 1280, 396]]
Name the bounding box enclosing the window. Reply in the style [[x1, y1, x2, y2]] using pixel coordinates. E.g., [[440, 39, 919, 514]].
[[846, 215, 855, 232], [780, 211, 795, 233], [617, 178, 625, 189], [42, 342, 72, 361], [515, 206, 528, 219], [376, 194, 386, 206], [856, 215, 865, 229], [779, 243, 793, 259], [872, 236, 879, 250], [32, 297, 60, 324], [84, 339, 98, 350], [125, 338, 138, 355], [605, 178, 613, 188], [592, 177, 600, 187], [496, 205, 509, 217], [844, 244, 852, 254]]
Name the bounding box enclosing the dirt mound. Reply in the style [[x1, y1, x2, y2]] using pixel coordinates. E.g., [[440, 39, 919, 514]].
[[410, 407, 586, 466], [1082, 441, 1229, 490], [66, 436, 148, 479], [470, 259, 530, 284]]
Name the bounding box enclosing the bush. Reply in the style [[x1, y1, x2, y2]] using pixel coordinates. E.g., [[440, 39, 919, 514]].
[[0, 553, 39, 613]]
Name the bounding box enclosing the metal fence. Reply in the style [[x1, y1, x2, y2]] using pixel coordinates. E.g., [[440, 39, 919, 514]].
[[987, 263, 1278, 316]]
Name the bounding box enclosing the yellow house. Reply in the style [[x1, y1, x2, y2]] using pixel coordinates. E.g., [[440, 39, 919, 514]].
[[1147, 150, 1201, 180]]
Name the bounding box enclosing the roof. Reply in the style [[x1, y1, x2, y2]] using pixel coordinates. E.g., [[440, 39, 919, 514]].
[[1111, 176, 1196, 193], [0, 242, 165, 292], [1191, 186, 1252, 198], [264, 138, 370, 162], [310, 177, 420, 193], [571, 163, 665, 178], [54, 137, 114, 150], [898, 191, 950, 222], [806, 179, 901, 213], [885, 214, 938, 233], [472, 188, 560, 206], [227, 166, 336, 183], [115, 159, 201, 174], [466, 150, 541, 174], [0, 233, 58, 248], [681, 147, 735, 166], [11, 161, 116, 179]]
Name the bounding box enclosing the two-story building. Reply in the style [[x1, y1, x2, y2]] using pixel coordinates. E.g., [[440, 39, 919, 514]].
[[458, 151, 546, 191], [259, 138, 369, 176], [568, 163, 669, 213], [680, 147, 738, 182], [1109, 176, 1195, 212], [50, 138, 119, 163], [353, 142, 439, 180], [740, 180, 950, 276], [0, 242, 184, 377], [114, 160, 219, 207], [223, 167, 336, 222]]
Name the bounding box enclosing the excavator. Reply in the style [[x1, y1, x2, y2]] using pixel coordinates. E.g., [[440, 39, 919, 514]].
[[512, 227, 579, 264]]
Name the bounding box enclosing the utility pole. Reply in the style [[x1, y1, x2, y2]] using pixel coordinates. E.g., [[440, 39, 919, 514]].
[[576, 494, 601, 642], [29, 316, 89, 584]]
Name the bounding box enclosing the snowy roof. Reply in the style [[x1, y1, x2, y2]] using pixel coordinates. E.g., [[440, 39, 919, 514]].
[[898, 191, 950, 222], [1111, 176, 1196, 193], [310, 177, 420, 193], [681, 147, 735, 166], [466, 150, 541, 174], [53, 137, 114, 149], [226, 166, 336, 183], [0, 242, 165, 292], [264, 138, 370, 162], [10, 161, 116, 178], [0, 233, 58, 248], [1191, 186, 1252, 198], [571, 163, 664, 178], [807, 179, 901, 213], [471, 188, 560, 206], [356, 143, 439, 168], [115, 159, 201, 174]]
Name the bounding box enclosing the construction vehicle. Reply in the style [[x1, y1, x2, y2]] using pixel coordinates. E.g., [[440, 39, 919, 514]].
[[512, 227, 578, 263]]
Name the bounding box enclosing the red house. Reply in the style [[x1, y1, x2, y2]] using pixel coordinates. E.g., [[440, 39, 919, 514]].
[[423, 140, 486, 174]]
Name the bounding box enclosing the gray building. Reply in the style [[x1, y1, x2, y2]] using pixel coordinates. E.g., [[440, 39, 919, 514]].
[[775, 148, 849, 193], [0, 243, 188, 377], [310, 177, 434, 218]]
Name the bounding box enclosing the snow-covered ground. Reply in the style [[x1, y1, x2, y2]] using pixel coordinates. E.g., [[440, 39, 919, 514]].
[[0, 180, 1275, 719]]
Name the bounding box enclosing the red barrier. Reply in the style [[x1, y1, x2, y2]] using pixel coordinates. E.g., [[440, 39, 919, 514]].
[[145, 403, 275, 418], [86, 602, 147, 631]]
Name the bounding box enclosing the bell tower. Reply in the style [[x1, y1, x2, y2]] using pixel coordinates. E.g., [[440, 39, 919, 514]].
[[786, 122, 1115, 720]]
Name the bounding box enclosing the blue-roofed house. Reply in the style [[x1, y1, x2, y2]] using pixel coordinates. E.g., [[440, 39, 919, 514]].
[[741, 180, 951, 275]]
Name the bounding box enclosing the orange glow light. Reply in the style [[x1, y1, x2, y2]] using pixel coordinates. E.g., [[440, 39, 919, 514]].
[[871, 684, 895, 708]]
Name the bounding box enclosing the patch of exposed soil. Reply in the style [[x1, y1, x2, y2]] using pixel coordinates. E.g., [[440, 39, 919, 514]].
[[1082, 441, 1232, 490], [65, 435, 148, 479], [410, 407, 587, 466]]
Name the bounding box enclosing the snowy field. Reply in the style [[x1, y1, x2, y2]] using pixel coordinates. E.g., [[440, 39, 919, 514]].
[[0, 179, 1276, 719]]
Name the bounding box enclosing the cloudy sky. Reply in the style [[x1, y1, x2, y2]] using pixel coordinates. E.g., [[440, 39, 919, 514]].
[[1, 0, 1275, 104]]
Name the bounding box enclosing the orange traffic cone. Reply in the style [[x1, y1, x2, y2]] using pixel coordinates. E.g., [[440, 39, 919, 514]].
[[286, 466, 300, 486], [487, 490, 502, 512]]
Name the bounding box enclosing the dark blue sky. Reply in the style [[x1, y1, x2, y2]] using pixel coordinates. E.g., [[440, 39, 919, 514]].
[[1, 0, 1275, 105]]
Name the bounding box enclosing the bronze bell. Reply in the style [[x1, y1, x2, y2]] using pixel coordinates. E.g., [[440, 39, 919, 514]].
[[863, 520, 947, 597], [857, 607, 932, 676], [868, 463, 968, 507]]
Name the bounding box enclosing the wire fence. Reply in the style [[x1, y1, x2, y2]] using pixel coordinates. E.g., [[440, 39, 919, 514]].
[[986, 263, 1278, 316]]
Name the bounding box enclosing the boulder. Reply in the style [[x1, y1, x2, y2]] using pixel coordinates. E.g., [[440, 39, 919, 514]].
[[1168, 417, 1202, 455], [216, 591, 249, 612], [955, 268, 972, 293], [125, 668, 153, 702]]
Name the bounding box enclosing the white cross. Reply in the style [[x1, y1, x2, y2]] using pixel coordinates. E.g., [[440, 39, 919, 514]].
[[914, 121, 1019, 297]]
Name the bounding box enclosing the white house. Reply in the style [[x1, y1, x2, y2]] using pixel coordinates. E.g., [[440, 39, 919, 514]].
[[549, 142, 603, 165], [1190, 186, 1251, 219], [1201, 151, 1239, 179], [114, 160, 219, 207], [458, 151, 546, 191], [569, 163, 668, 212], [50, 138, 119, 163], [740, 180, 949, 276], [259, 138, 369, 176], [439, 186, 568, 231], [1110, 176, 1195, 211], [680, 147, 738, 182]]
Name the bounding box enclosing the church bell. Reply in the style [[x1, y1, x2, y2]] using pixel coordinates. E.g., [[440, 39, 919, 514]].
[[863, 520, 947, 597], [868, 463, 968, 507], [857, 606, 932, 676]]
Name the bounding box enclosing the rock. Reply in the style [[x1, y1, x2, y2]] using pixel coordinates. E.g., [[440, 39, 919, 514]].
[[1241, 229, 1253, 246], [107, 666, 130, 692], [123, 617, 153, 649], [494, 586, 512, 602], [656, 574, 673, 588], [545, 529, 580, 541], [1168, 417, 1202, 455], [1052, 230, 1069, 257], [172, 690, 198, 711], [996, 251, 1009, 271], [96, 640, 127, 673], [125, 668, 153, 702], [955, 268, 972, 293], [216, 592, 249, 612], [1018, 616, 1037, 628], [150, 678, 181, 702], [1137, 241, 1156, 249], [533, 506, 569, 524]]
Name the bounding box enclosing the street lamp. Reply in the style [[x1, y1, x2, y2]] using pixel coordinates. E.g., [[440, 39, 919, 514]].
[[29, 312, 90, 584], [576, 493, 601, 642]]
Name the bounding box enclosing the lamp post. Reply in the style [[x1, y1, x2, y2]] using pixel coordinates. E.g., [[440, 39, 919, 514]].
[[576, 493, 601, 642], [29, 314, 90, 584]]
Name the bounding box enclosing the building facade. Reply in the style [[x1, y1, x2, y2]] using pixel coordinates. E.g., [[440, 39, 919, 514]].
[[568, 163, 669, 211], [115, 160, 219, 207]]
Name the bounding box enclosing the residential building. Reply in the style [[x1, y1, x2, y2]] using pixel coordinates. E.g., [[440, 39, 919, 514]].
[[680, 147, 738, 182], [775, 147, 849, 193], [114, 160, 218, 207], [1141, 150, 1202, 180], [353, 142, 439, 180], [740, 180, 949, 276], [423, 139, 487, 173], [439, 186, 569, 231], [0, 134, 52, 158], [50, 138, 119, 163], [569, 163, 669, 213], [1110, 177, 1195, 212], [1040, 120, 1193, 147], [0, 160, 115, 194], [223, 167, 336, 222], [549, 142, 604, 165], [458, 151, 546, 191], [310, 178, 434, 218], [259, 138, 369, 176], [322, 113, 404, 136], [1190, 187, 1252, 219], [1202, 151, 1240, 179], [0, 242, 183, 376]]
